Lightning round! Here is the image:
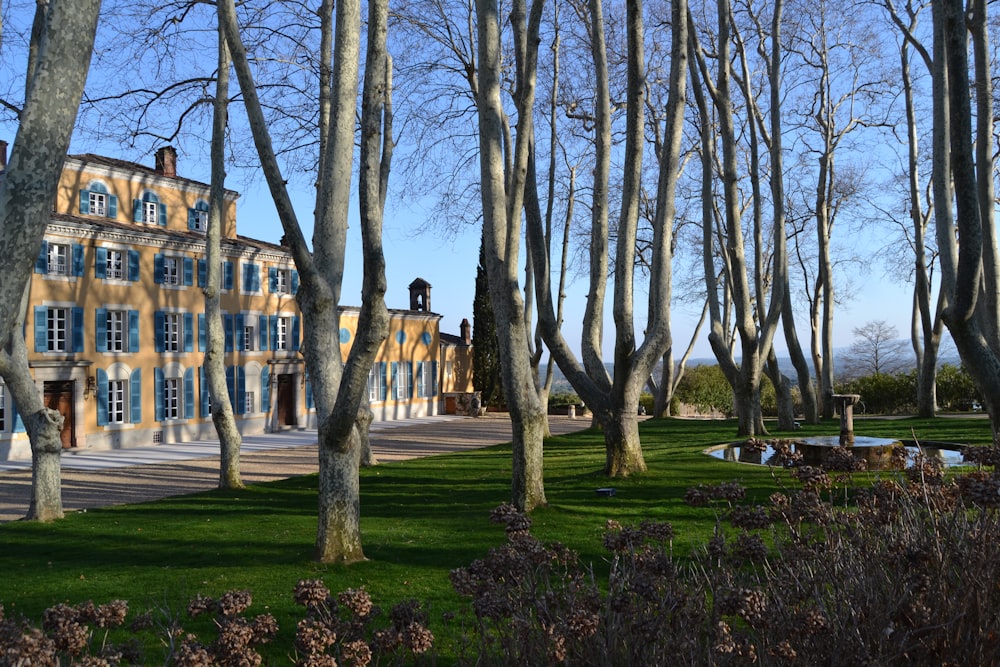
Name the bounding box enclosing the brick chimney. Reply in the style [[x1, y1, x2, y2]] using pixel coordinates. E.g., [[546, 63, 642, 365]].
[[460, 318, 471, 346], [154, 146, 177, 177]]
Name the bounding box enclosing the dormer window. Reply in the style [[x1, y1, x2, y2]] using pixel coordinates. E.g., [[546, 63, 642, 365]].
[[79, 181, 117, 218], [134, 191, 166, 226], [189, 200, 209, 232]]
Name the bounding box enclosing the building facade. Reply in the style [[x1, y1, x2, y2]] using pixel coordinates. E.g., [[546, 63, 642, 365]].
[[0, 147, 473, 461]]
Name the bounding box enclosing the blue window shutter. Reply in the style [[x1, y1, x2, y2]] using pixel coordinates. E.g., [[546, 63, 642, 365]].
[[132, 198, 143, 222], [154, 368, 164, 422], [252, 264, 260, 291], [306, 380, 314, 409], [95, 308, 108, 352], [95, 247, 107, 278], [127, 250, 140, 281], [198, 259, 206, 287], [71, 307, 84, 352], [416, 362, 424, 398], [268, 267, 277, 292], [291, 316, 300, 351], [79, 190, 90, 214], [261, 368, 270, 411], [269, 316, 278, 351], [432, 361, 438, 396], [391, 362, 398, 400], [291, 270, 299, 294], [241, 263, 250, 291], [258, 315, 268, 350], [72, 244, 85, 276], [183, 368, 195, 419], [234, 314, 245, 349], [380, 362, 388, 401], [200, 367, 210, 417], [34, 240, 48, 274], [188, 208, 197, 230], [197, 314, 206, 352], [235, 367, 246, 414], [224, 314, 234, 352], [108, 195, 118, 218], [407, 362, 414, 400], [226, 366, 235, 404], [154, 254, 164, 284], [158, 202, 167, 226], [34, 306, 47, 352], [96, 368, 109, 426], [223, 261, 234, 290], [154, 311, 165, 353], [128, 311, 140, 352], [12, 401, 25, 433], [183, 258, 193, 286], [183, 313, 194, 352], [130, 368, 142, 423]]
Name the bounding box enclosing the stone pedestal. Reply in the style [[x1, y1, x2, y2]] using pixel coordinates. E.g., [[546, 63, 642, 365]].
[[832, 394, 861, 445]]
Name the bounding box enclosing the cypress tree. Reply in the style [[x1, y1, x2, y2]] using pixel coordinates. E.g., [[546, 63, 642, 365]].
[[473, 235, 504, 409]]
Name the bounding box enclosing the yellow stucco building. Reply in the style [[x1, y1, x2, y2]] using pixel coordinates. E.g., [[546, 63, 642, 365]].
[[0, 147, 473, 461]]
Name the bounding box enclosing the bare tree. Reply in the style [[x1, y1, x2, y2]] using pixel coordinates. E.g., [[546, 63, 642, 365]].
[[0, 0, 102, 521], [843, 320, 911, 378], [932, 0, 1000, 437], [219, 0, 393, 562], [203, 21, 243, 489]]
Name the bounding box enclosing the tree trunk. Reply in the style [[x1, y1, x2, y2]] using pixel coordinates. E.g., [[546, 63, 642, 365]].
[[0, 0, 101, 521], [765, 351, 796, 430], [602, 405, 644, 478], [316, 429, 364, 563], [205, 20, 244, 489], [475, 0, 547, 511]]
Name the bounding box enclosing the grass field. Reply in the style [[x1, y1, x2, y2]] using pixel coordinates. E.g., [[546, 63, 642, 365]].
[[0, 415, 991, 663]]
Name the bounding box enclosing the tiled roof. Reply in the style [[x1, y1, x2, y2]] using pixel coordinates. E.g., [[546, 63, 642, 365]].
[[68, 153, 239, 196], [440, 332, 471, 347]]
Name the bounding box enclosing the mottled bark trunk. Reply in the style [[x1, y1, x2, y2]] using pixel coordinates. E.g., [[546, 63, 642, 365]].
[[2, 314, 64, 521], [357, 405, 377, 467], [0, 0, 100, 521], [315, 428, 364, 563], [476, 0, 547, 511], [206, 21, 243, 489], [765, 351, 796, 430], [603, 406, 644, 478]]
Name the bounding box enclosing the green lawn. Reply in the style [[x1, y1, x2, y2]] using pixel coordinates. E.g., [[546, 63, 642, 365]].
[[0, 415, 991, 662]]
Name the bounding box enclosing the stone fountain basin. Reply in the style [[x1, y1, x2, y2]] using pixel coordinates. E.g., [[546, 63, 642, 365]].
[[705, 438, 968, 469]]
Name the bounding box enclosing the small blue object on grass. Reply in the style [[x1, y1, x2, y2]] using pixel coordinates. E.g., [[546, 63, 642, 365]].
[[595, 487, 616, 498]]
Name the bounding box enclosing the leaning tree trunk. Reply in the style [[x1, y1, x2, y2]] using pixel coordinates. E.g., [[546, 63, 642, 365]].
[[205, 21, 244, 489], [0, 0, 101, 521]]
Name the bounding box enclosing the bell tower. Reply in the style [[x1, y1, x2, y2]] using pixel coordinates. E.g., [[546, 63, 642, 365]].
[[409, 278, 432, 312]]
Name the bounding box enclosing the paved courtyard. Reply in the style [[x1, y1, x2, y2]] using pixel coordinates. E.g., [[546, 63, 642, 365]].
[[0, 413, 588, 523]]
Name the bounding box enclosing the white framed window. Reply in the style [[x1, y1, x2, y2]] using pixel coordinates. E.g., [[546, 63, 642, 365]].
[[163, 377, 180, 420], [163, 313, 181, 352], [243, 326, 254, 352], [191, 208, 208, 231], [89, 191, 107, 216], [107, 310, 127, 352], [368, 363, 384, 402], [275, 269, 289, 294], [394, 362, 412, 400], [108, 379, 127, 424], [162, 257, 180, 285], [48, 243, 69, 275], [47, 307, 68, 352], [419, 363, 434, 398], [244, 391, 255, 414], [276, 317, 288, 351], [143, 200, 158, 225], [106, 250, 125, 280]]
